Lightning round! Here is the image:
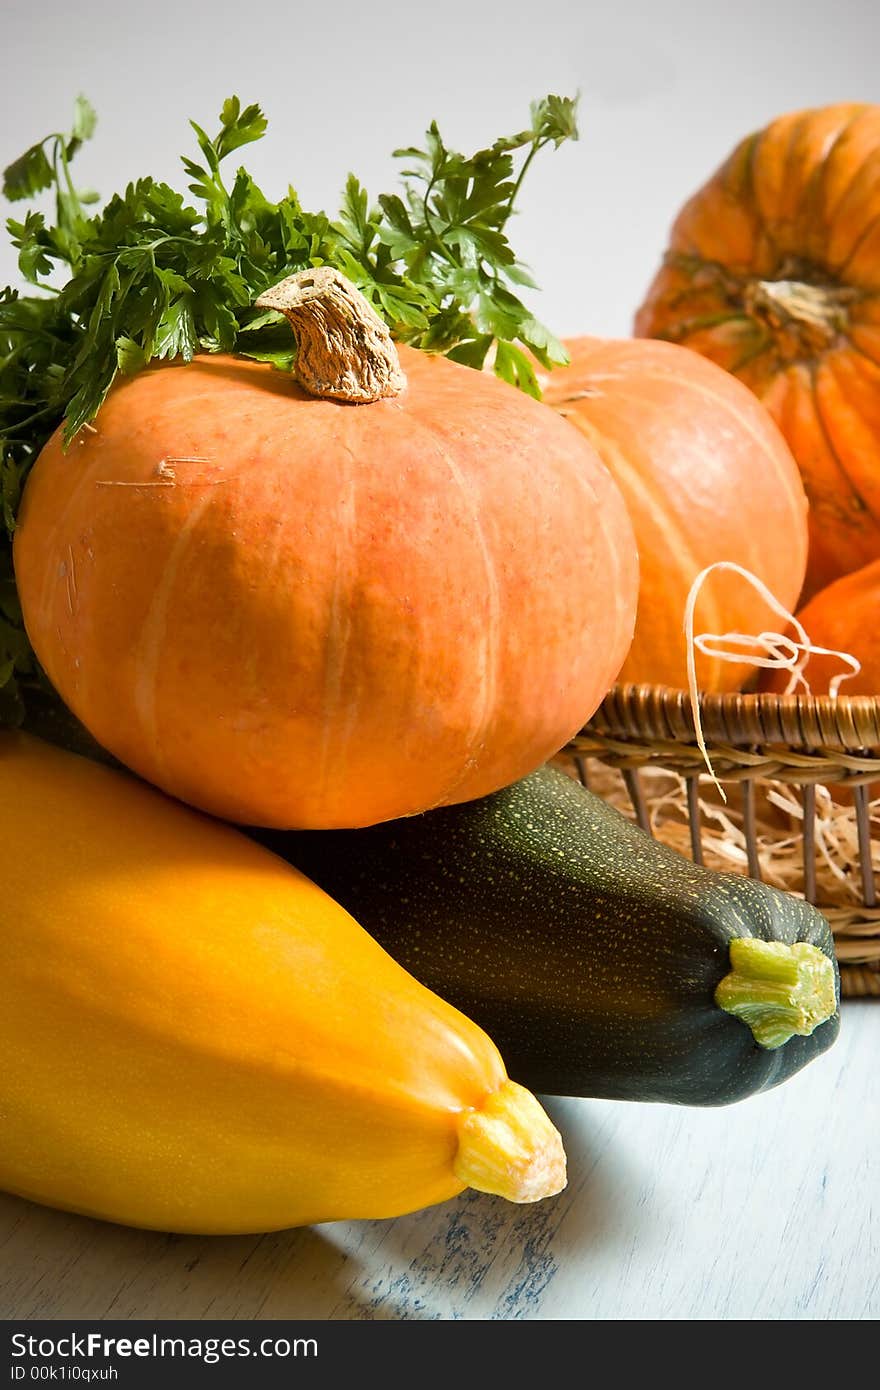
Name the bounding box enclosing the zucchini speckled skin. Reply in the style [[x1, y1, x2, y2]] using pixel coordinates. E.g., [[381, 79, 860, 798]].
[[254, 766, 840, 1106]]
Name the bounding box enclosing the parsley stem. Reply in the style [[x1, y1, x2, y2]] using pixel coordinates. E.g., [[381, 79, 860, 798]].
[[507, 138, 546, 219], [2, 404, 60, 435], [420, 166, 452, 265], [53, 136, 85, 264]]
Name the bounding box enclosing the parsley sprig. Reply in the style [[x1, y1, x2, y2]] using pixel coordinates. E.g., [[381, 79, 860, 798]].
[[0, 92, 577, 722]]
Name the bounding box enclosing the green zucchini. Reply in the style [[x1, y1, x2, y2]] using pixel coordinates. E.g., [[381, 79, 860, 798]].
[[254, 765, 840, 1106]]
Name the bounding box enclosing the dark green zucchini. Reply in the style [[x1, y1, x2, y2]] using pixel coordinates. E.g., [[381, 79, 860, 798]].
[[253, 765, 840, 1106]]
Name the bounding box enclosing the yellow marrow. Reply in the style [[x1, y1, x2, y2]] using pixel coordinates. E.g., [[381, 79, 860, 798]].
[[0, 733, 564, 1233]]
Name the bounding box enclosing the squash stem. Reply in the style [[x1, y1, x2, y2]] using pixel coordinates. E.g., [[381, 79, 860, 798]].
[[453, 1079, 567, 1203], [254, 267, 407, 404], [715, 938, 837, 1049]]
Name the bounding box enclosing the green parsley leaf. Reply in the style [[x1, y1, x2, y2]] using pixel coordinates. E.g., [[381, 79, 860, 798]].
[[216, 98, 268, 160], [3, 143, 55, 202], [71, 95, 98, 147], [492, 340, 541, 397]]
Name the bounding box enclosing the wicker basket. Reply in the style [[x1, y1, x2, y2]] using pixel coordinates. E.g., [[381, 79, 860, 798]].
[[562, 684, 880, 999]]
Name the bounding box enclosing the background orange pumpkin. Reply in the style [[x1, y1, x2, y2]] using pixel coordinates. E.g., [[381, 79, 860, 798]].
[[14, 345, 638, 830], [760, 557, 880, 698], [539, 337, 809, 692], [635, 103, 880, 601]]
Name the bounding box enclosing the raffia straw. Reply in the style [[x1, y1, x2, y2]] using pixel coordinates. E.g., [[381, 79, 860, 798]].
[[683, 561, 862, 801]]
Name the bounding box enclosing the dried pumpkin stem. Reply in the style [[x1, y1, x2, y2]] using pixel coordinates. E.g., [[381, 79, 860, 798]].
[[715, 938, 837, 1049], [453, 1079, 567, 1203], [254, 267, 407, 403], [743, 278, 857, 351]]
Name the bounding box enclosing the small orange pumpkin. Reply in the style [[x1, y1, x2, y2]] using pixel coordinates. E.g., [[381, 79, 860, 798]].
[[761, 557, 880, 697], [14, 271, 638, 829], [539, 336, 808, 692], [636, 103, 880, 600]]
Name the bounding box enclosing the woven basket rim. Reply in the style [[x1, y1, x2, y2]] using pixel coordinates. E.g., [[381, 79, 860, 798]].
[[586, 683, 880, 753]]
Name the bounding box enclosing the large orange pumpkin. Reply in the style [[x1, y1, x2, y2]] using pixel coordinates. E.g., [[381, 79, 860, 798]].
[[13, 271, 638, 829], [635, 103, 880, 600], [761, 557, 880, 698], [538, 337, 808, 692]]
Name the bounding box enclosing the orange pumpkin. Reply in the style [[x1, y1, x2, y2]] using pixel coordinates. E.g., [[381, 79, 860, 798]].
[[760, 557, 880, 697], [13, 271, 638, 829], [635, 103, 880, 600], [538, 336, 808, 692]]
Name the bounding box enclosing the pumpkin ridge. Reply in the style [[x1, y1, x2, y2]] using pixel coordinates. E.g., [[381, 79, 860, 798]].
[[564, 366, 808, 526], [745, 120, 781, 268], [26, 441, 106, 664], [813, 107, 868, 229], [822, 112, 880, 267], [808, 358, 875, 518], [770, 108, 817, 245], [565, 413, 716, 664], [751, 107, 857, 269], [767, 363, 858, 523], [398, 409, 502, 808], [315, 438, 359, 813], [794, 133, 836, 255], [551, 413, 639, 697], [801, 110, 863, 228], [848, 338, 880, 373], [812, 352, 880, 527], [840, 208, 880, 277], [740, 127, 763, 244], [556, 402, 692, 563], [134, 488, 218, 787]]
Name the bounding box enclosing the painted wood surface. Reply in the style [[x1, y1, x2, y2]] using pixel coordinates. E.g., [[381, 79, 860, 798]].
[[1, 1003, 876, 1321]]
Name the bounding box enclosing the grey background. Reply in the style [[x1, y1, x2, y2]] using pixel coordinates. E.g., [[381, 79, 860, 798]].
[[2, 0, 879, 336]]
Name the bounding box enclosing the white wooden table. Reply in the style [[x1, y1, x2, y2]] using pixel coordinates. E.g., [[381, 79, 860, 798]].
[[1, 1002, 875, 1321]]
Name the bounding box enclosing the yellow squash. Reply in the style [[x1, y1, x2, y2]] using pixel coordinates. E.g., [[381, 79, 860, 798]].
[[0, 732, 565, 1233]]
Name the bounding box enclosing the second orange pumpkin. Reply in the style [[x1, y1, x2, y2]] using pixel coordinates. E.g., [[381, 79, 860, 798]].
[[539, 336, 809, 692]]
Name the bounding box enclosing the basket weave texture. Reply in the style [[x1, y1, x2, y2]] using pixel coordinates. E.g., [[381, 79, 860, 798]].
[[565, 684, 880, 998]]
